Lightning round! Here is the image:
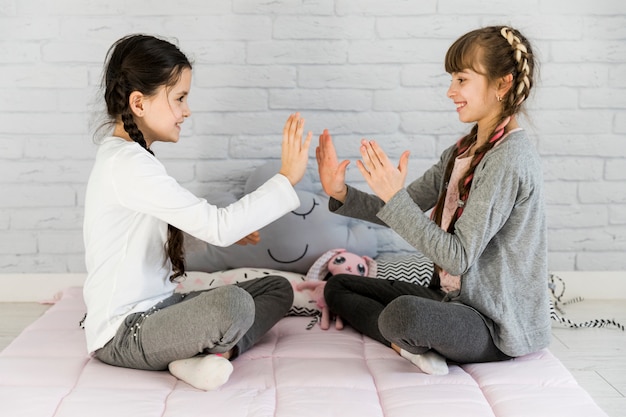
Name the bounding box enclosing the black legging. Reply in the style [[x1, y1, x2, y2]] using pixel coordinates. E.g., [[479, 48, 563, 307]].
[[324, 274, 511, 364]]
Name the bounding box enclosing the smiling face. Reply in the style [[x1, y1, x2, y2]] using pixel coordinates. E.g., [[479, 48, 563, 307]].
[[444, 27, 534, 140], [447, 68, 501, 130], [137, 67, 192, 147]]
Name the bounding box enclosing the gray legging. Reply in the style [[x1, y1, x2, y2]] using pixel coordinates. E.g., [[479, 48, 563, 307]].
[[95, 276, 293, 370], [324, 274, 511, 364]]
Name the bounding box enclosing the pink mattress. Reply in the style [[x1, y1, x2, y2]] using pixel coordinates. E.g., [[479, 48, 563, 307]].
[[0, 287, 608, 417]]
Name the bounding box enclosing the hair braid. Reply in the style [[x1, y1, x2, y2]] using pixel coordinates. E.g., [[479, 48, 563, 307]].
[[430, 125, 477, 228], [456, 117, 511, 216], [120, 111, 152, 154], [500, 27, 532, 108], [166, 225, 186, 282]]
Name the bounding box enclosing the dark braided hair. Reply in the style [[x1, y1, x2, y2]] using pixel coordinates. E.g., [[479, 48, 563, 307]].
[[429, 26, 535, 289], [102, 34, 192, 282]]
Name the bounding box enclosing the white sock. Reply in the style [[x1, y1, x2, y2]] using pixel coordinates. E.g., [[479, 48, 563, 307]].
[[168, 354, 234, 391], [400, 349, 449, 375]]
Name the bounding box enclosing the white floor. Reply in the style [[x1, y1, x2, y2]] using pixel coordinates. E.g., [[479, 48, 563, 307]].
[[549, 299, 626, 417], [1, 299, 625, 417]]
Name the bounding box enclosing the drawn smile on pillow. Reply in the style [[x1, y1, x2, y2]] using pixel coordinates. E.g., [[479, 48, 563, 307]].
[[291, 198, 319, 220], [266, 198, 318, 263], [268, 244, 309, 264]]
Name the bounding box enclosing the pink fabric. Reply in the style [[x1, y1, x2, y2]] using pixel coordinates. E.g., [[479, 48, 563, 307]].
[[438, 153, 471, 292], [0, 286, 608, 417]]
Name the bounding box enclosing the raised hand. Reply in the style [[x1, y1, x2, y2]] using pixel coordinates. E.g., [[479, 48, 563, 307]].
[[356, 139, 410, 202], [316, 129, 351, 202], [279, 113, 313, 186]]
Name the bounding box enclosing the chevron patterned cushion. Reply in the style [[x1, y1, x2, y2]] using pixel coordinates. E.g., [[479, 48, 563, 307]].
[[375, 253, 434, 286]]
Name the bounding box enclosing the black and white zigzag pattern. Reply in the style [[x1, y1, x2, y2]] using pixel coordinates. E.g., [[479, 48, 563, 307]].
[[549, 273, 624, 331], [288, 305, 321, 318], [375, 253, 433, 286]]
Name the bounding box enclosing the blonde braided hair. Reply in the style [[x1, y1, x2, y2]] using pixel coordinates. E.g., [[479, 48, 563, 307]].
[[500, 26, 532, 106]]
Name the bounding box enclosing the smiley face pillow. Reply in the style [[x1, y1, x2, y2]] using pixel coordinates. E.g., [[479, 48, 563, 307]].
[[183, 160, 378, 274]]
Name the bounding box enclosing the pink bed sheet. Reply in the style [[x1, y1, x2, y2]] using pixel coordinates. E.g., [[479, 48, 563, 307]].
[[0, 287, 608, 417]]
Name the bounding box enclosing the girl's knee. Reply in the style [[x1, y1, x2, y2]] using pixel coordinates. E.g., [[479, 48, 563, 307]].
[[382, 294, 415, 316], [210, 285, 255, 321], [378, 295, 422, 338]]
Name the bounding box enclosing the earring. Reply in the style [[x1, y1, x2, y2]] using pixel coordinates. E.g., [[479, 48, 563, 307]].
[[496, 95, 503, 102]]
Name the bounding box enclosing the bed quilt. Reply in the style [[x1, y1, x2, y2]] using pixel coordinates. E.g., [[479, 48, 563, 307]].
[[0, 287, 608, 417]]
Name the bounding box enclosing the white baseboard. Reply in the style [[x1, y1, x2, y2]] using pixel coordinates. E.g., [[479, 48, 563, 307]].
[[0, 271, 624, 302], [550, 271, 626, 301]]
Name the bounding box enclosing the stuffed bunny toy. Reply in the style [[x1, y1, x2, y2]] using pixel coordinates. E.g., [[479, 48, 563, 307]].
[[297, 248, 377, 330]]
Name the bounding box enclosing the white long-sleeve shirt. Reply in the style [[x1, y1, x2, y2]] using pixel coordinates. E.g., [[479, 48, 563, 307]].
[[83, 137, 300, 353]]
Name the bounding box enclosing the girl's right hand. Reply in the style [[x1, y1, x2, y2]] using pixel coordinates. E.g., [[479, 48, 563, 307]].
[[279, 113, 313, 185], [316, 129, 350, 202]]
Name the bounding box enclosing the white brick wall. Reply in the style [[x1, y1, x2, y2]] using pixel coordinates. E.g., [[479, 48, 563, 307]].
[[1, 0, 624, 273]]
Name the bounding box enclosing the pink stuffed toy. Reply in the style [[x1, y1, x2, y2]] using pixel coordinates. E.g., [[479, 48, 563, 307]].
[[297, 248, 377, 330]]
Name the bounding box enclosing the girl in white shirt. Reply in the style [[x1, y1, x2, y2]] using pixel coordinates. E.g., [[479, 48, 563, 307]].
[[83, 34, 311, 391]]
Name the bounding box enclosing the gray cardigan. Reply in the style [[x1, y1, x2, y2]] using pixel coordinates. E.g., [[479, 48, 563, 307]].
[[330, 130, 551, 357]]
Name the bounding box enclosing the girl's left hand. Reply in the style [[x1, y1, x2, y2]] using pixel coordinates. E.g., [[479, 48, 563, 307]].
[[356, 139, 410, 202]]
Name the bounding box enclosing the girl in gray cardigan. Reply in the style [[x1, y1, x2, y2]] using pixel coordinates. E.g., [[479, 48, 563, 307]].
[[316, 26, 551, 375]]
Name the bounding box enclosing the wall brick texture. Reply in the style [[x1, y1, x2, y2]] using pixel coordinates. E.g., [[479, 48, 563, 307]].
[[1, 0, 624, 272]]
